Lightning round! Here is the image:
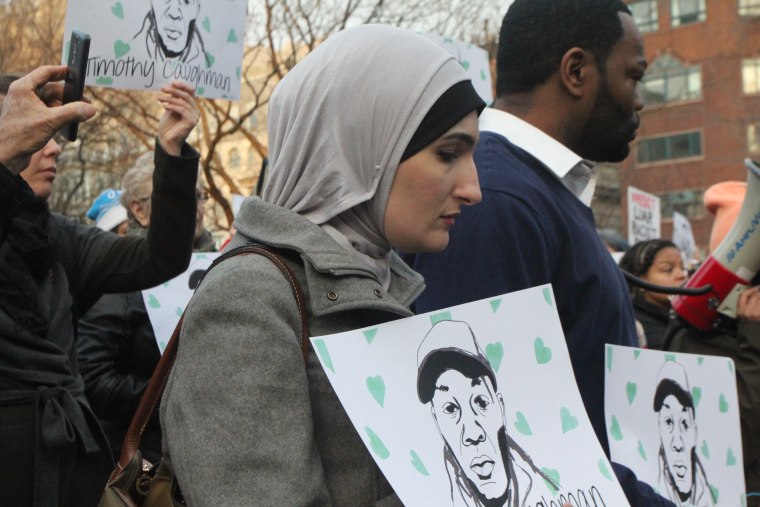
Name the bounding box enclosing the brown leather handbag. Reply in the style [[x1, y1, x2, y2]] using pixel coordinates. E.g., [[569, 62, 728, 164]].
[[98, 245, 310, 507]]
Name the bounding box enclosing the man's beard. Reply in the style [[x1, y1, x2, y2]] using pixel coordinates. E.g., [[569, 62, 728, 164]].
[[577, 76, 639, 163]]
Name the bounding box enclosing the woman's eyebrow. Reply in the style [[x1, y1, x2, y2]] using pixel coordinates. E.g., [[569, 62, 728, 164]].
[[439, 132, 477, 147]]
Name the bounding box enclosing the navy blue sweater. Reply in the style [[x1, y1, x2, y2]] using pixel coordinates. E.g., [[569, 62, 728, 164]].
[[407, 132, 672, 505]]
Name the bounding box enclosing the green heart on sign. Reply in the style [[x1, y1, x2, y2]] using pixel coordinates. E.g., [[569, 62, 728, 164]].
[[489, 298, 502, 313], [633, 349, 641, 359], [609, 415, 623, 441], [665, 354, 676, 362], [175, 306, 183, 317], [197, 87, 205, 96], [236, 66, 241, 80], [313, 339, 334, 373], [363, 328, 378, 344], [692, 386, 702, 408], [410, 450, 429, 476], [96, 76, 114, 86], [697, 356, 704, 365], [205, 53, 215, 69], [606, 346, 613, 371], [709, 484, 719, 503], [114, 40, 131, 58], [147, 294, 161, 309], [626, 382, 637, 405], [637, 440, 647, 461], [364, 426, 390, 459], [227, 29, 238, 43], [111, 1, 124, 19], [534, 337, 552, 364], [485, 342, 503, 373], [366, 375, 385, 407], [719, 393, 729, 413], [159, 340, 167, 351], [480, 69, 486, 81], [700, 439, 710, 459], [461, 60, 470, 70], [430, 311, 451, 325], [202, 16, 211, 32], [728, 360, 735, 374], [540, 467, 561, 495], [513, 411, 532, 436], [542, 287, 553, 306], [560, 407, 578, 434], [727, 447, 737, 466], [597, 459, 612, 481]]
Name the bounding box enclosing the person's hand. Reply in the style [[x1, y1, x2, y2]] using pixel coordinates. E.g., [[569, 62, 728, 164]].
[[737, 285, 760, 322], [0, 65, 96, 174], [157, 81, 199, 157]]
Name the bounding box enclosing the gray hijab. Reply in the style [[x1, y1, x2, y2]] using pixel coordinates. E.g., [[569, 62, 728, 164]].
[[261, 24, 473, 287]]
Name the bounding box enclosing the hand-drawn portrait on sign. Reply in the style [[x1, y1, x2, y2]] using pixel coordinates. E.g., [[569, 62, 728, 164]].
[[416, 320, 556, 506], [653, 361, 713, 506], [131, 0, 208, 66]]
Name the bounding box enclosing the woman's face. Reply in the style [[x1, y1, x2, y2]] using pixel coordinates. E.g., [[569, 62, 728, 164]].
[[20, 138, 62, 199], [643, 246, 688, 307], [384, 111, 481, 253]]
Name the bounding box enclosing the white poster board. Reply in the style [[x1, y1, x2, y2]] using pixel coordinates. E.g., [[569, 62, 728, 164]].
[[311, 285, 629, 506], [421, 33, 493, 104], [628, 186, 661, 245], [142, 252, 220, 352], [605, 344, 745, 505], [63, 0, 246, 99], [672, 211, 697, 262]]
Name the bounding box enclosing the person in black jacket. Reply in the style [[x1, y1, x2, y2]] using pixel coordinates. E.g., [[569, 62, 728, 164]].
[[78, 161, 215, 463], [619, 239, 688, 349], [0, 72, 200, 507]]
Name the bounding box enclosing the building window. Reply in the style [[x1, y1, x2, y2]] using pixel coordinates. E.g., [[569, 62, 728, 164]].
[[671, 0, 706, 26], [749, 123, 760, 153], [659, 189, 705, 219], [228, 148, 241, 169], [739, 0, 760, 17], [629, 0, 658, 32], [743, 58, 760, 94], [640, 55, 701, 105], [637, 131, 702, 164]]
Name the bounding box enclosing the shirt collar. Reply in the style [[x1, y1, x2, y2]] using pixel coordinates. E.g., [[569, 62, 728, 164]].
[[478, 108, 585, 179]]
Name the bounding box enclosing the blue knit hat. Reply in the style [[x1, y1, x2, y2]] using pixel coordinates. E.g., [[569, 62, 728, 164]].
[[87, 188, 128, 232]]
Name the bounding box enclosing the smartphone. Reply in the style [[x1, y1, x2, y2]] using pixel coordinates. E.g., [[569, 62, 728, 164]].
[[60, 29, 91, 142]]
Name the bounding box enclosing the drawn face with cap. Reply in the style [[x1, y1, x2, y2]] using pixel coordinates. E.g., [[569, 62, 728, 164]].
[[150, 0, 200, 55], [658, 394, 697, 495], [431, 369, 508, 500]]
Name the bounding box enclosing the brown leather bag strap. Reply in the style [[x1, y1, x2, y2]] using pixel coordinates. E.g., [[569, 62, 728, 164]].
[[115, 245, 309, 471]]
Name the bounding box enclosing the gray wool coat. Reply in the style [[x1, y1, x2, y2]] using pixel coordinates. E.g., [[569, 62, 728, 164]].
[[161, 197, 425, 506]]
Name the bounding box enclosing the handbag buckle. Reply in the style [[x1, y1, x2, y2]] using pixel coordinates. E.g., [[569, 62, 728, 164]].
[[135, 471, 152, 496]]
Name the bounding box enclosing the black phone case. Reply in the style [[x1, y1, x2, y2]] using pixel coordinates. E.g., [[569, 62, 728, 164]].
[[61, 30, 91, 142]]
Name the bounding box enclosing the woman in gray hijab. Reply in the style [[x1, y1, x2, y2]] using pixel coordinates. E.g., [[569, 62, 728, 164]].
[[161, 24, 484, 506]]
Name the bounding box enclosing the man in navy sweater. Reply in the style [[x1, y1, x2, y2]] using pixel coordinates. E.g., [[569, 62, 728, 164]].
[[407, 1, 673, 505]]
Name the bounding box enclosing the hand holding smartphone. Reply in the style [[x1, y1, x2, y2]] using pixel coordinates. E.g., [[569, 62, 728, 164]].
[[60, 29, 91, 142]]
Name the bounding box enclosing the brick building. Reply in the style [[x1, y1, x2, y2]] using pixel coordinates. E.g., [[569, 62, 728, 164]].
[[606, 0, 760, 255]]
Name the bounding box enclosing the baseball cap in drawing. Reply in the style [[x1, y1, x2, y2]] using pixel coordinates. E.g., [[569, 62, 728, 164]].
[[653, 360, 693, 412], [416, 320, 497, 404]]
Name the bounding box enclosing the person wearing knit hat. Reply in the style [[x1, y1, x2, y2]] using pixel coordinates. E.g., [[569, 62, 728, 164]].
[[86, 188, 128, 235], [653, 361, 713, 506], [417, 320, 556, 506], [704, 181, 747, 253]]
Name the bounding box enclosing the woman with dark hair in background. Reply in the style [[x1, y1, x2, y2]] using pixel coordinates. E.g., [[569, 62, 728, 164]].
[[619, 239, 687, 349]]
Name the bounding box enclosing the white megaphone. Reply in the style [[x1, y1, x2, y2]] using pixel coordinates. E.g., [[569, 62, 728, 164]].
[[672, 158, 760, 330]]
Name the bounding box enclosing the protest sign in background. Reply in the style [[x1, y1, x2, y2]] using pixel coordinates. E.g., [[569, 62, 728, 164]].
[[312, 285, 629, 506], [421, 32, 493, 104], [63, 0, 246, 99], [628, 186, 661, 245]]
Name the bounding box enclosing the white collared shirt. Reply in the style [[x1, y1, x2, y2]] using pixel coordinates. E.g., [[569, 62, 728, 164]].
[[478, 108, 597, 207]]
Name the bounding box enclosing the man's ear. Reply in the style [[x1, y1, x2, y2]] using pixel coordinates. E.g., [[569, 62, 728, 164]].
[[559, 47, 596, 99], [129, 200, 150, 227]]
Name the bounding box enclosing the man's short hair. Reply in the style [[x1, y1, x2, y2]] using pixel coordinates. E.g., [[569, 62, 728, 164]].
[[495, 0, 632, 97]]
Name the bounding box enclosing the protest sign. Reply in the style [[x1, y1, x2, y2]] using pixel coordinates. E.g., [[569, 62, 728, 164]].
[[63, 0, 246, 99], [605, 344, 745, 505], [672, 211, 697, 262], [421, 33, 493, 104], [628, 186, 661, 245], [311, 285, 629, 506], [143, 252, 220, 353]]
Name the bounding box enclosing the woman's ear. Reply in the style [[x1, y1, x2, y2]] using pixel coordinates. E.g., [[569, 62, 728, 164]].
[[559, 47, 597, 99]]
